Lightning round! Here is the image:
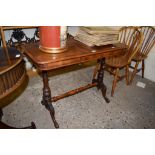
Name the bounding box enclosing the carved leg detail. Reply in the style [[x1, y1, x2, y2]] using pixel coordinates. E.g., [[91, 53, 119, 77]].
[[42, 71, 59, 128], [94, 58, 110, 103], [45, 103, 59, 129], [22, 122, 36, 129]]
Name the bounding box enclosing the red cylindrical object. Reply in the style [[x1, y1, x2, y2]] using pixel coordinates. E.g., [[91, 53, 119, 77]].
[[40, 26, 60, 48], [39, 26, 67, 54]]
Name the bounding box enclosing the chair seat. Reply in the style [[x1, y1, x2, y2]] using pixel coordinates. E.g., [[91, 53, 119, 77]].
[[132, 52, 147, 61], [105, 54, 129, 68]]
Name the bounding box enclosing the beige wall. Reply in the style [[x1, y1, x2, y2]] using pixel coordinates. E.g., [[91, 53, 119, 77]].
[[144, 46, 155, 81]]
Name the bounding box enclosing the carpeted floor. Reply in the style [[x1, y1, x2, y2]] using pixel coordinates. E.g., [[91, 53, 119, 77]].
[[2, 65, 155, 129]]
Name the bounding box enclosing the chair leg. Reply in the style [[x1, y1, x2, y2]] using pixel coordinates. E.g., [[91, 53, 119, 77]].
[[111, 68, 119, 97], [126, 65, 129, 85], [142, 59, 145, 78], [130, 61, 139, 84]]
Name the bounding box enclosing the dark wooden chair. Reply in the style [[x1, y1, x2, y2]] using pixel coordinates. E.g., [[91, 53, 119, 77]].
[[104, 27, 143, 96], [130, 26, 155, 83]]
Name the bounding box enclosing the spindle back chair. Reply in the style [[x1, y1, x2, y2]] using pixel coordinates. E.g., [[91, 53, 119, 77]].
[[105, 26, 143, 96], [130, 26, 155, 83]]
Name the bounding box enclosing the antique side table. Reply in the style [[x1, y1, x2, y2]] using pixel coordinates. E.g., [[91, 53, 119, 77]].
[[21, 37, 127, 128]]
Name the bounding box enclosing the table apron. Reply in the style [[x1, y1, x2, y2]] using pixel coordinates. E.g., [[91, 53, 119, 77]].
[[37, 49, 124, 71]]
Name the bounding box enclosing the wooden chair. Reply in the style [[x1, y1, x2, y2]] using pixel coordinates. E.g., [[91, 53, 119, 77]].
[[104, 27, 143, 96], [130, 26, 155, 83]]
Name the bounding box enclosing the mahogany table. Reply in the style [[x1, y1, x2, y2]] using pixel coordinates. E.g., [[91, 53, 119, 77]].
[[21, 37, 127, 128]]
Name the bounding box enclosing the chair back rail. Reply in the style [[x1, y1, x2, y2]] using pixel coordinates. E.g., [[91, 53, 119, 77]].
[[118, 26, 143, 63], [136, 26, 155, 57], [129, 26, 155, 83]]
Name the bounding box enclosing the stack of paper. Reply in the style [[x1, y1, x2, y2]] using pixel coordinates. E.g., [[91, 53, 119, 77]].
[[74, 26, 119, 47]]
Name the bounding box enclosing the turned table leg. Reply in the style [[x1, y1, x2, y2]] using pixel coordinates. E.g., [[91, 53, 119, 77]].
[[92, 58, 110, 103], [41, 71, 59, 128]]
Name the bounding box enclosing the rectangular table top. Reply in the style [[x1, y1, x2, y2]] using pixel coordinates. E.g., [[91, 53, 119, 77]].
[[21, 37, 127, 71]]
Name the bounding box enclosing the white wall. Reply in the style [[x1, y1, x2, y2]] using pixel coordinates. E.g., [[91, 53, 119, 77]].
[[144, 46, 155, 82], [68, 26, 79, 36]]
